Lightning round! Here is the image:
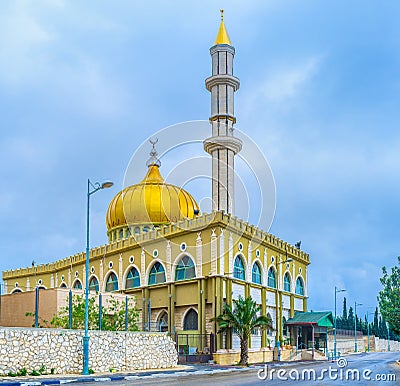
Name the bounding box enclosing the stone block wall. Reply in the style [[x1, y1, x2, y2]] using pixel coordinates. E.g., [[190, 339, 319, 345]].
[[0, 327, 177, 375], [374, 337, 400, 351], [327, 335, 364, 354]]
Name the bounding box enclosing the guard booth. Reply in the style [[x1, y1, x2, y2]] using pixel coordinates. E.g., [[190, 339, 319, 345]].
[[286, 311, 334, 358]]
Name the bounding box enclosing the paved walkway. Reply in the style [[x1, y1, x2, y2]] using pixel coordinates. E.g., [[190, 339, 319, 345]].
[[0, 362, 307, 386]]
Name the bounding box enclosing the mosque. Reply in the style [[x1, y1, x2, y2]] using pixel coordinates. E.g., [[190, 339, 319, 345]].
[[2, 13, 310, 353]]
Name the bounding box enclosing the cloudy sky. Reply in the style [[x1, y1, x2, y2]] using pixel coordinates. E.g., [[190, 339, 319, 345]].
[[0, 0, 399, 314]]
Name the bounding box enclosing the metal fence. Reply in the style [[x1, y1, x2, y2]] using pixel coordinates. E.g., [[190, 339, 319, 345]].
[[169, 333, 215, 363], [330, 328, 363, 337]]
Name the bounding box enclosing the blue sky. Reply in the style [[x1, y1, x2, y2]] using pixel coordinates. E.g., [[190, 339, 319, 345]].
[[0, 0, 399, 314]]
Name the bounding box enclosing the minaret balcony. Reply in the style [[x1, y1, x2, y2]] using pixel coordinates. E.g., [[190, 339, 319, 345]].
[[205, 74, 240, 92], [203, 136, 242, 155]]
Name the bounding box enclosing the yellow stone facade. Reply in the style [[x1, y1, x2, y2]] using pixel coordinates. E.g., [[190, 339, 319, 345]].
[[2, 211, 309, 350]]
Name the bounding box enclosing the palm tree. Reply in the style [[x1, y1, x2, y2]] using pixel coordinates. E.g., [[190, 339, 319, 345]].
[[212, 296, 273, 365]]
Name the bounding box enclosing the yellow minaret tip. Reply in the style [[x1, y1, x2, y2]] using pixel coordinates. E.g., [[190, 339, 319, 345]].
[[214, 10, 232, 45]]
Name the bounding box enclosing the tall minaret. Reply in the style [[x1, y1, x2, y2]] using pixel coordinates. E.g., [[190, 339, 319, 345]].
[[204, 10, 242, 214]]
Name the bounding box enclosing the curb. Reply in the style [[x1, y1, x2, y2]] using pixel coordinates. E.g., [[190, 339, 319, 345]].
[[0, 361, 330, 385], [0, 366, 251, 386]]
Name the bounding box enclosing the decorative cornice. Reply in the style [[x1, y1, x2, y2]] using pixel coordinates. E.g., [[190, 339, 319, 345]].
[[204, 135, 242, 155], [205, 74, 240, 92]]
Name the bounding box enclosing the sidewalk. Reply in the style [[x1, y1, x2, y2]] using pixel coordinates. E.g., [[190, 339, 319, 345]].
[[0, 360, 327, 386]]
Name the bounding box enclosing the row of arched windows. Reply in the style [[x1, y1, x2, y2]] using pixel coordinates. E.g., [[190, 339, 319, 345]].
[[65, 255, 197, 292], [156, 308, 198, 331], [233, 255, 305, 295], [17, 254, 305, 295]]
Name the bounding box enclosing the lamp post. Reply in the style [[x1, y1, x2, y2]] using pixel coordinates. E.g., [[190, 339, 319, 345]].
[[354, 301, 362, 352], [334, 286, 346, 359], [83, 179, 113, 375], [366, 311, 374, 352]]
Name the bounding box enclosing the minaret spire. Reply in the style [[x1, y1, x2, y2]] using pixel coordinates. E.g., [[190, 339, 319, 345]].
[[214, 10, 231, 45], [204, 11, 242, 214]]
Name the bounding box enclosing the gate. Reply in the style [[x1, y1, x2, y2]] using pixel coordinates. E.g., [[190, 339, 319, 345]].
[[171, 333, 215, 363]]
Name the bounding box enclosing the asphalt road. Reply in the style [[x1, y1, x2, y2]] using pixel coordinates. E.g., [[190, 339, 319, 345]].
[[74, 352, 399, 385]]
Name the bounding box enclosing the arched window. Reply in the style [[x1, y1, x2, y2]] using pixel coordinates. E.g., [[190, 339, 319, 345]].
[[143, 226, 150, 233], [283, 316, 288, 336], [175, 255, 195, 281], [267, 267, 276, 288], [157, 311, 168, 332], [60, 283, 67, 288], [296, 277, 304, 296], [233, 255, 245, 280], [183, 309, 198, 330], [149, 262, 166, 285], [89, 276, 99, 292], [12, 288, 22, 293], [105, 272, 118, 292], [284, 272, 291, 292], [73, 280, 82, 289], [126, 267, 140, 289], [252, 262, 262, 284], [119, 229, 124, 239], [133, 226, 140, 234]]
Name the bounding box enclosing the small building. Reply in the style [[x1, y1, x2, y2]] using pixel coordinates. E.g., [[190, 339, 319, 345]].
[[286, 311, 334, 356]]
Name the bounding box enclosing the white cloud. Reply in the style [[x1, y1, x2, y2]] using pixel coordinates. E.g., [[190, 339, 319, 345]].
[[258, 56, 323, 103], [0, 1, 57, 85]]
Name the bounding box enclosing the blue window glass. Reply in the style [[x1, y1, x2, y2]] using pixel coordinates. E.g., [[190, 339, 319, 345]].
[[296, 277, 304, 296], [73, 280, 82, 289], [149, 262, 166, 285], [284, 272, 291, 292], [89, 277, 99, 292], [126, 267, 141, 288], [252, 262, 262, 284], [105, 272, 119, 292], [267, 267, 276, 288], [233, 256, 245, 280], [175, 256, 196, 281]]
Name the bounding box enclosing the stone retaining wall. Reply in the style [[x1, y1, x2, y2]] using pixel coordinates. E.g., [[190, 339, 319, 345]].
[[375, 337, 400, 351], [0, 327, 177, 375]]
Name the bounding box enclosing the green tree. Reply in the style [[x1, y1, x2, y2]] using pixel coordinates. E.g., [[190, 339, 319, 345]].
[[348, 306, 354, 331], [378, 256, 400, 335], [342, 297, 348, 328], [50, 294, 139, 331], [373, 307, 379, 336], [51, 294, 99, 329], [102, 296, 139, 331], [211, 296, 273, 366]]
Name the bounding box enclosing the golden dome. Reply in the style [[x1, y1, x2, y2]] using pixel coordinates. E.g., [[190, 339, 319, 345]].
[[106, 164, 200, 231]]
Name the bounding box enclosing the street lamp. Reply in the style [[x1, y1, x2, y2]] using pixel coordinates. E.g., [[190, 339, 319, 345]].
[[366, 311, 375, 352], [83, 179, 113, 375], [334, 286, 346, 359], [354, 301, 362, 352]]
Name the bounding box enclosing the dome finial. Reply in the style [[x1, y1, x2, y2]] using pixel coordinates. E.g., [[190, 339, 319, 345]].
[[214, 9, 231, 45], [146, 137, 161, 167]]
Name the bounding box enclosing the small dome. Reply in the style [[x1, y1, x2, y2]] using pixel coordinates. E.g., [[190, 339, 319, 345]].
[[106, 164, 199, 231]]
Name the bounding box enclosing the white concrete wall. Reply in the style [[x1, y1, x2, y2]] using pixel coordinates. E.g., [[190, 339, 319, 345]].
[[327, 334, 400, 354], [0, 327, 177, 375], [375, 337, 400, 351]]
